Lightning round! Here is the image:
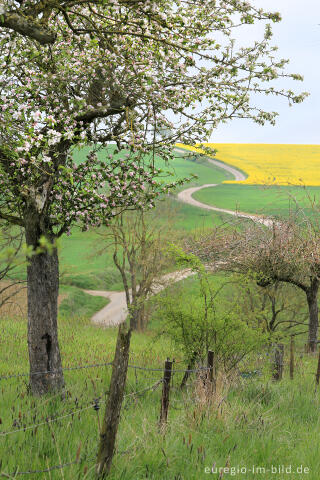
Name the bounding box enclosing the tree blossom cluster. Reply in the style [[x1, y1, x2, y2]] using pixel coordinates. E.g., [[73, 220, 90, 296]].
[[48, 151, 187, 235]]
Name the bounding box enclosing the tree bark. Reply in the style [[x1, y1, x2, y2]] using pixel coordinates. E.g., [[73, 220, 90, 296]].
[[25, 217, 64, 395], [306, 280, 319, 353], [96, 322, 132, 477]]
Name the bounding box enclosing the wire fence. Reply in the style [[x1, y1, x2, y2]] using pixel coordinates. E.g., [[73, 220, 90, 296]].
[[0, 361, 113, 381], [1, 346, 314, 382], [0, 360, 211, 382], [1, 455, 93, 477], [0, 377, 164, 477], [0, 358, 214, 477], [1, 379, 165, 438], [1, 349, 318, 477]]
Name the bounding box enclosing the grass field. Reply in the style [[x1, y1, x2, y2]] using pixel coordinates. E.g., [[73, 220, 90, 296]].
[[58, 197, 239, 290], [1, 275, 320, 479], [57, 148, 234, 291], [178, 143, 320, 187], [192, 184, 320, 218]]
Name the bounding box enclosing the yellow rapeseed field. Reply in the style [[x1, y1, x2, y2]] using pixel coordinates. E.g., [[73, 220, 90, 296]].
[[177, 143, 320, 186]]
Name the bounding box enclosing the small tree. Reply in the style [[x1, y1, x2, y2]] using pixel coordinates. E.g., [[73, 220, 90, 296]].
[[99, 204, 177, 330], [96, 202, 178, 474], [153, 249, 266, 384], [233, 275, 308, 338], [192, 218, 320, 352]]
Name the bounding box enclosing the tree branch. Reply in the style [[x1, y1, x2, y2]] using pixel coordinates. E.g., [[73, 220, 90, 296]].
[[75, 106, 125, 124], [0, 211, 24, 227], [0, 11, 56, 44]]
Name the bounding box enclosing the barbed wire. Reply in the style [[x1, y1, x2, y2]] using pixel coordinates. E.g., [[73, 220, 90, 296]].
[[1, 345, 317, 382], [1, 374, 165, 433], [0, 399, 104, 438], [0, 361, 211, 382], [127, 364, 211, 373], [0, 380, 162, 438], [0, 361, 113, 381]]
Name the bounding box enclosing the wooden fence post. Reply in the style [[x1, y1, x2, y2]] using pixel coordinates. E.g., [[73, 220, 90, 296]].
[[315, 348, 320, 387], [273, 343, 284, 381], [159, 359, 172, 427], [207, 350, 214, 384], [290, 336, 294, 380], [207, 350, 214, 393], [96, 323, 132, 477]]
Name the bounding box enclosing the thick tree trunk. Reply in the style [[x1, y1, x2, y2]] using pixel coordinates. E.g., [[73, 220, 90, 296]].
[[96, 322, 132, 477], [306, 280, 319, 353], [25, 218, 64, 395]]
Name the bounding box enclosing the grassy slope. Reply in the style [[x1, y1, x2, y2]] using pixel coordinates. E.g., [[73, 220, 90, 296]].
[[1, 275, 320, 479], [59, 285, 109, 318]]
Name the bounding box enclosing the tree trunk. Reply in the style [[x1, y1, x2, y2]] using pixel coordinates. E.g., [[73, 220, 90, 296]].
[[129, 306, 138, 330], [25, 218, 64, 395], [96, 322, 132, 477], [306, 280, 319, 353], [130, 302, 145, 331], [272, 343, 284, 381]]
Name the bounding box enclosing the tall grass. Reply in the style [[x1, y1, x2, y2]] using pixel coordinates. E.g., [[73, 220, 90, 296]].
[[1, 300, 320, 479]]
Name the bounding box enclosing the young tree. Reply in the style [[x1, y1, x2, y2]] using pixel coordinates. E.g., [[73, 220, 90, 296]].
[[153, 248, 266, 383], [95, 204, 179, 474], [98, 205, 176, 330], [1, 1, 307, 396]]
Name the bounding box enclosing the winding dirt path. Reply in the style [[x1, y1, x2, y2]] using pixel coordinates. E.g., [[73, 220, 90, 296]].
[[85, 269, 194, 328], [177, 183, 274, 227], [86, 150, 272, 327]]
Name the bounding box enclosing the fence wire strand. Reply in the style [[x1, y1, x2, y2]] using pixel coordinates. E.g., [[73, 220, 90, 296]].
[[0, 400, 104, 437], [0, 362, 211, 382], [0, 380, 162, 438], [0, 362, 113, 381]]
